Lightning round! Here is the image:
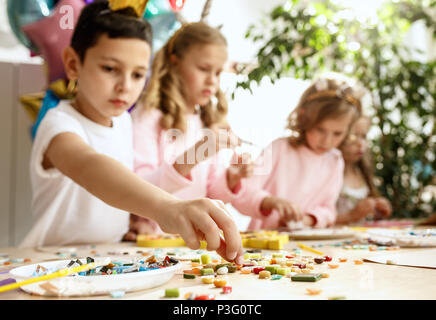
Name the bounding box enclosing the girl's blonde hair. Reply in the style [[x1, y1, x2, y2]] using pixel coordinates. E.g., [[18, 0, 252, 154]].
[[287, 75, 363, 147], [138, 22, 228, 132]]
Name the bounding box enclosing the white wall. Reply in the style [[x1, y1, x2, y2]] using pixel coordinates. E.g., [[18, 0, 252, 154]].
[[0, 62, 45, 248], [182, 0, 286, 63]]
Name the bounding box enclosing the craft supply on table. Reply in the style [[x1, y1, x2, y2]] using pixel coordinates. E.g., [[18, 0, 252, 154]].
[[173, 246, 366, 300], [165, 288, 180, 298], [0, 257, 111, 294], [0, 278, 16, 287], [363, 248, 436, 269], [240, 230, 289, 250], [4, 255, 181, 297], [291, 273, 323, 282], [4, 235, 410, 300], [296, 243, 325, 256], [137, 234, 187, 248], [363, 228, 436, 247], [287, 227, 356, 240], [110, 290, 125, 298], [359, 219, 416, 228]]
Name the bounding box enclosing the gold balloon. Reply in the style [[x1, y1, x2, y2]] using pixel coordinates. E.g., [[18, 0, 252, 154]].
[[19, 92, 45, 122], [20, 78, 77, 122], [108, 0, 149, 18]]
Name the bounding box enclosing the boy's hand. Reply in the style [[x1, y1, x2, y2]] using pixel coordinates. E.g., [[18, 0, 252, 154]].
[[374, 197, 392, 219], [227, 152, 254, 190], [261, 196, 303, 224], [155, 198, 244, 264]]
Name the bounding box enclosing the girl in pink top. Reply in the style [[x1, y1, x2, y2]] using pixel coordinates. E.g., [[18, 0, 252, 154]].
[[230, 76, 364, 230], [125, 22, 252, 240]]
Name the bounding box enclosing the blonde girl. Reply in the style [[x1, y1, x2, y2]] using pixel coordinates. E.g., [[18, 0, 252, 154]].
[[228, 75, 363, 230], [125, 22, 251, 239]]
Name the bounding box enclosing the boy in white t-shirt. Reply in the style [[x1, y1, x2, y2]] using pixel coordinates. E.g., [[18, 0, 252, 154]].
[[20, 1, 243, 265]]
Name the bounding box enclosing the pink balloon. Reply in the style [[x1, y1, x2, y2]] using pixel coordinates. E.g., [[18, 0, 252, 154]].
[[169, 0, 186, 11], [22, 0, 86, 83]]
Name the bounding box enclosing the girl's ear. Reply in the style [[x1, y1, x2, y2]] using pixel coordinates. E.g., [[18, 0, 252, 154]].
[[169, 53, 179, 66], [62, 46, 81, 81]]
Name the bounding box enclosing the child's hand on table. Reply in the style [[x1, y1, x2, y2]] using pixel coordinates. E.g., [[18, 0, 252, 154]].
[[153, 198, 244, 264], [374, 197, 392, 219], [352, 198, 377, 220], [261, 196, 303, 225]]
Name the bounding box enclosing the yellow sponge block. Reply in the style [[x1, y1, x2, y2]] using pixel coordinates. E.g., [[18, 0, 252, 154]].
[[246, 238, 270, 249], [136, 234, 211, 249], [136, 234, 186, 247], [241, 230, 289, 250], [267, 239, 284, 250]]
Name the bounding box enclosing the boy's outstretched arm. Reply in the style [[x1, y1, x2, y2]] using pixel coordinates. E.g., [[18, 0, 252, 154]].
[[44, 132, 244, 264]]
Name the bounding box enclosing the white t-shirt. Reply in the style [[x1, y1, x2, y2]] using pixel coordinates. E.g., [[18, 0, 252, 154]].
[[20, 100, 131, 248], [336, 184, 370, 215]]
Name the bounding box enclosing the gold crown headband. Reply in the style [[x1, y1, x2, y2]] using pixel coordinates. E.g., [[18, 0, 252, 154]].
[[305, 90, 360, 110], [108, 0, 149, 18], [167, 23, 194, 54]]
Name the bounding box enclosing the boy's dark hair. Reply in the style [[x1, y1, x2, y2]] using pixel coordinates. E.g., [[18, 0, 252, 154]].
[[71, 0, 153, 62]]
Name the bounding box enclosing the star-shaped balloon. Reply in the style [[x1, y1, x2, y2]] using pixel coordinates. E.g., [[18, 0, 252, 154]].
[[21, 0, 85, 83], [20, 92, 45, 122], [109, 0, 149, 17]]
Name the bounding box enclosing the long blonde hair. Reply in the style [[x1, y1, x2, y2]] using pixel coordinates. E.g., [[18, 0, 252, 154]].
[[287, 75, 363, 147], [138, 22, 228, 132]]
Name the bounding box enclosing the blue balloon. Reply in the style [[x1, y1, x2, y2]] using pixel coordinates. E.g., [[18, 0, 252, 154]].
[[147, 11, 181, 53], [31, 89, 60, 140], [144, 0, 172, 20], [7, 0, 56, 53]]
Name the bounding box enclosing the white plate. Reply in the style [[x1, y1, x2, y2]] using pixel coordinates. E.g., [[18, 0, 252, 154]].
[[365, 228, 436, 247], [287, 227, 356, 240], [9, 257, 181, 297]]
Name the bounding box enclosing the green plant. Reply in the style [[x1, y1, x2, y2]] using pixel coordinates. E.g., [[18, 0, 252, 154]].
[[236, 0, 436, 218]]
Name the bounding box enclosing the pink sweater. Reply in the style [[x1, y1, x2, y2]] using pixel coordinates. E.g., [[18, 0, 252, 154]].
[[131, 108, 246, 232], [231, 137, 344, 230]]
